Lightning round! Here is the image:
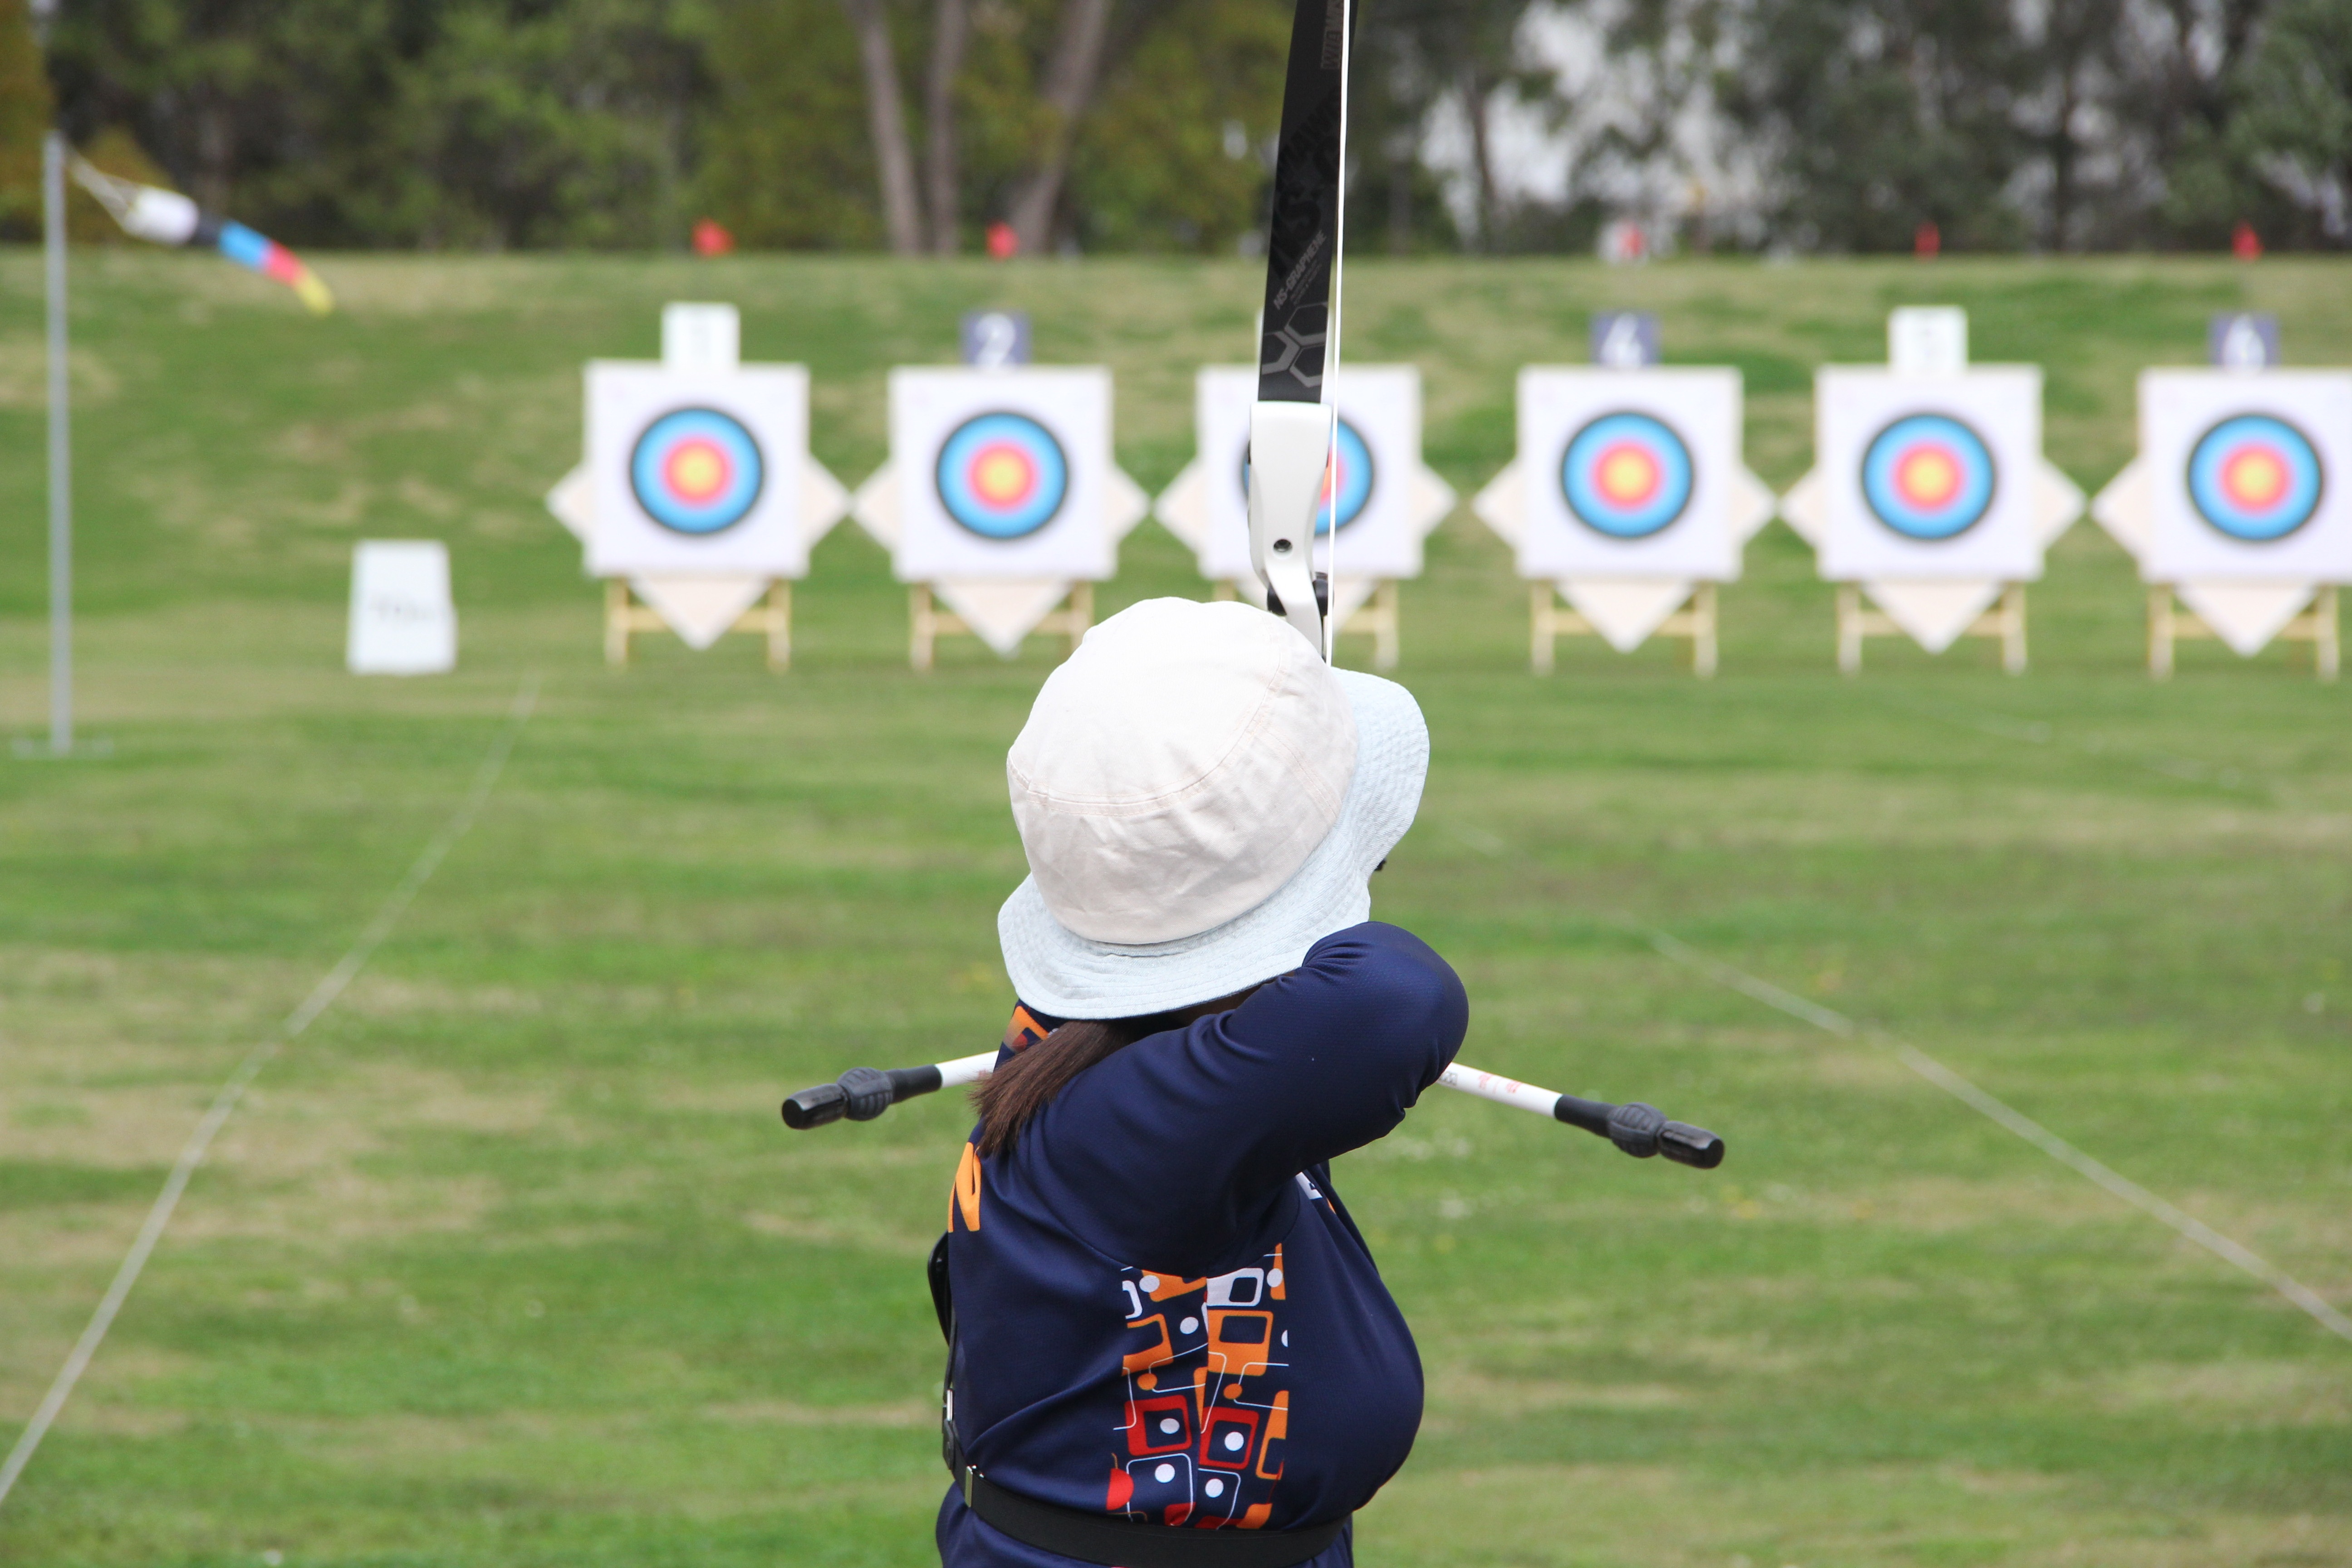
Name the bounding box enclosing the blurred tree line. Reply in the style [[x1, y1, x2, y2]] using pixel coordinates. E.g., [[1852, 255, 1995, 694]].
[[0, 0, 2346, 253]]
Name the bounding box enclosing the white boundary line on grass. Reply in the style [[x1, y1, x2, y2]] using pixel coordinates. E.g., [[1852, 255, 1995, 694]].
[[0, 675, 543, 1513], [1642, 928, 2352, 1345]]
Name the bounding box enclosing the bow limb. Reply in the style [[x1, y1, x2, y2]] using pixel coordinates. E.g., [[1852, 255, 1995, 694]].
[[1247, 0, 1352, 660]]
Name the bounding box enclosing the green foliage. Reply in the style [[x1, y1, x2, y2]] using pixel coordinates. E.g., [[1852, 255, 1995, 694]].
[[49, 0, 710, 249], [1725, 0, 2032, 252], [695, 0, 882, 250], [366, 0, 712, 250], [2233, 0, 2352, 244], [0, 3, 49, 241], [945, 0, 1063, 242], [1068, 0, 1287, 252]]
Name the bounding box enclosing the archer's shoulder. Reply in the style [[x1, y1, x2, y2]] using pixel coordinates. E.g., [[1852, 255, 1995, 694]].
[[1301, 922, 1467, 1025]]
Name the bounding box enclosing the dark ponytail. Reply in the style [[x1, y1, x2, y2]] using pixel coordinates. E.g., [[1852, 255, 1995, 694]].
[[972, 987, 1259, 1157]]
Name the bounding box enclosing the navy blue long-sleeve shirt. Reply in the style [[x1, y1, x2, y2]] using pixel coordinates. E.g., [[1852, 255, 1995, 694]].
[[937, 922, 1469, 1566]]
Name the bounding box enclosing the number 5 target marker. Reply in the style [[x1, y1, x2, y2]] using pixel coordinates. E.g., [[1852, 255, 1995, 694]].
[[1779, 311, 2084, 667]]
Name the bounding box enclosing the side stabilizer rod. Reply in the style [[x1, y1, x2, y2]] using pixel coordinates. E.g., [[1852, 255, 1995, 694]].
[[781, 1053, 1724, 1169]]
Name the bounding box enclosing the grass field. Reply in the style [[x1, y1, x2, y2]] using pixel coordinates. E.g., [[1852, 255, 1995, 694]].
[[2, 251, 2349, 1568]]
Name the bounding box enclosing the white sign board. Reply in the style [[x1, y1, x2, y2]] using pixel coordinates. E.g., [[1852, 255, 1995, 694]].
[[662, 302, 740, 370], [1513, 367, 1744, 580], [348, 541, 456, 675], [890, 367, 1115, 581], [1889, 307, 1969, 374], [585, 362, 811, 577], [2141, 369, 2352, 583], [1191, 364, 1429, 582], [1817, 366, 2046, 581]]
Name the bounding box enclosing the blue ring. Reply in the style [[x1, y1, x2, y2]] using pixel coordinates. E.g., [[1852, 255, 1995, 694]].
[[1239, 418, 1377, 536], [1860, 414, 1996, 541], [1559, 412, 1694, 539], [936, 412, 1069, 540], [630, 408, 765, 535], [2186, 414, 2323, 543]]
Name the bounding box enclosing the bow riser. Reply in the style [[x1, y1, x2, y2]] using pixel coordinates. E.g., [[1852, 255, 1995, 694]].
[[1248, 400, 1334, 648]]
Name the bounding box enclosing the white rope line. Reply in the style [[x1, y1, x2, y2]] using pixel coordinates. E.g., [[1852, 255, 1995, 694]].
[[0, 675, 542, 1512], [1643, 927, 2352, 1344]]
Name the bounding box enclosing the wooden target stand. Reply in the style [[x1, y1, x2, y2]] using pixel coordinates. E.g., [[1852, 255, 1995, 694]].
[[1835, 584, 2026, 676], [604, 579, 793, 671], [1212, 580, 1401, 671], [1530, 583, 1718, 677], [909, 583, 1093, 673], [2147, 585, 2339, 681]]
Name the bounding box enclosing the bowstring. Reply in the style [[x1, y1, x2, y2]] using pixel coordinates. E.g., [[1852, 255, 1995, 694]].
[[1323, 0, 1351, 663]]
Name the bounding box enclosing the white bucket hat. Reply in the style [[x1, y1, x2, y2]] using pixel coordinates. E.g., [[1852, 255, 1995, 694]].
[[998, 598, 1429, 1019]]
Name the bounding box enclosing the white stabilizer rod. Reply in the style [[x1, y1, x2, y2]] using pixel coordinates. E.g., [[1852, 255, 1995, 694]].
[[1246, 399, 1331, 652], [926, 1053, 1560, 1117], [781, 1049, 1725, 1167]]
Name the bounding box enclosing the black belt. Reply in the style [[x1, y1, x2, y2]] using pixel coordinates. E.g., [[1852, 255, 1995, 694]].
[[956, 1459, 1348, 1568]]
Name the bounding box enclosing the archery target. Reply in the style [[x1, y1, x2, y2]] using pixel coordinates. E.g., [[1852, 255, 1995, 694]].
[[936, 412, 1068, 539], [1516, 368, 1742, 579], [1561, 412, 1694, 539], [632, 409, 764, 534], [892, 367, 1114, 580], [2186, 415, 2321, 542], [1817, 367, 2043, 581], [1860, 414, 1996, 540], [587, 362, 810, 576], [2140, 369, 2352, 582], [1192, 365, 1430, 582]]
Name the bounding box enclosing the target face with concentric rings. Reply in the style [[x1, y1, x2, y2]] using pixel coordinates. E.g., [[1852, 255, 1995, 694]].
[[936, 412, 1070, 539], [1239, 417, 1376, 535], [2186, 414, 2323, 542], [630, 407, 766, 535], [1861, 413, 1997, 540], [1560, 412, 1694, 539]]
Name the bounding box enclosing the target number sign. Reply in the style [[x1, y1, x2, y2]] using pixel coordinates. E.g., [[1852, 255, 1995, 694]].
[[891, 366, 1114, 581], [2140, 370, 2352, 582], [1817, 367, 2042, 581], [586, 362, 810, 577], [1515, 367, 1741, 580]]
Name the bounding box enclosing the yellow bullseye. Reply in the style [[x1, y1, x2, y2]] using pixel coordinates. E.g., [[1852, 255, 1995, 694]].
[[973, 446, 1035, 505], [665, 441, 728, 501], [1896, 448, 1961, 507], [1597, 446, 1659, 504], [2222, 448, 2288, 508]]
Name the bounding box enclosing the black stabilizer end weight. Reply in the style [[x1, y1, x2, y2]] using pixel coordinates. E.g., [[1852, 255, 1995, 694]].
[[782, 1063, 950, 1131], [1659, 1121, 1725, 1169], [1552, 1093, 1725, 1169], [781, 1082, 849, 1130]]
